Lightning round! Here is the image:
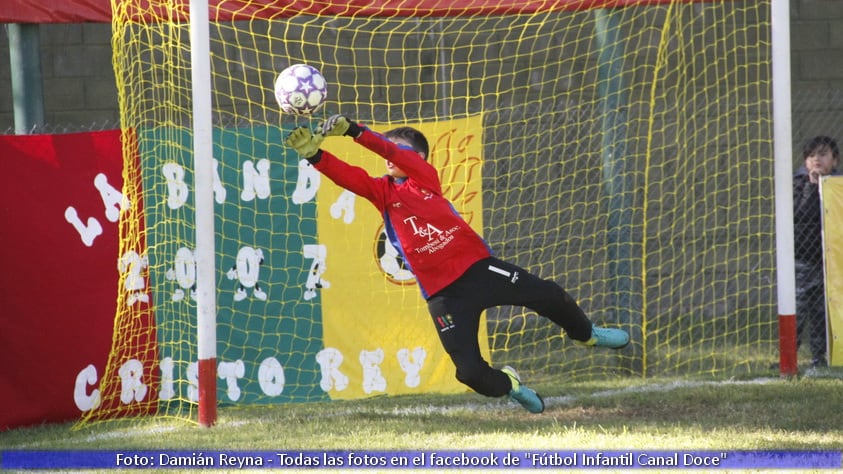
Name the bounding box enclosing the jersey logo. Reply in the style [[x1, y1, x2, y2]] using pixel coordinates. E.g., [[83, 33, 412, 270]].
[[489, 264, 519, 284], [403, 215, 443, 241], [436, 314, 455, 332]]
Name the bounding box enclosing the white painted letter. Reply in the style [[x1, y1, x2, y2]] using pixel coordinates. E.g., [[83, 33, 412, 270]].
[[73, 364, 101, 411], [330, 189, 356, 224], [397, 347, 427, 388], [159, 357, 175, 401], [360, 349, 387, 394], [218, 360, 245, 401], [241, 159, 271, 201], [213, 158, 227, 204], [303, 244, 330, 301], [64, 207, 102, 247], [166, 247, 196, 301], [162, 162, 189, 209], [187, 361, 199, 402], [118, 250, 149, 305], [94, 173, 129, 223], [118, 359, 148, 404], [227, 246, 267, 301], [292, 159, 320, 204], [258, 357, 285, 396], [315, 348, 349, 392]]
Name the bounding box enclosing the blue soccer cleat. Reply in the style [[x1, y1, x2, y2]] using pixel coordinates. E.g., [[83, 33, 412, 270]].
[[501, 365, 544, 414], [577, 324, 630, 349]]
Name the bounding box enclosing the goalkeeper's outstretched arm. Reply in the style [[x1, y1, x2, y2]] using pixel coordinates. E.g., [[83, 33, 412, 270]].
[[284, 125, 383, 203], [319, 114, 439, 191]]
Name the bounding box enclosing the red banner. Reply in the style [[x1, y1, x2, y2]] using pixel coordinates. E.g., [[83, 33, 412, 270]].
[[0, 0, 112, 23], [0, 131, 123, 430], [0, 0, 695, 24]]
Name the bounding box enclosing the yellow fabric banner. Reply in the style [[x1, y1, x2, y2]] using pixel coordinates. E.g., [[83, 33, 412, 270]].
[[821, 176, 843, 366], [316, 115, 490, 399]]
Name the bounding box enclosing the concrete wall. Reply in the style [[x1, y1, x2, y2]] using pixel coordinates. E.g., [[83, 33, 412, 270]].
[[790, 1, 843, 146], [0, 1, 841, 136], [0, 23, 119, 132]]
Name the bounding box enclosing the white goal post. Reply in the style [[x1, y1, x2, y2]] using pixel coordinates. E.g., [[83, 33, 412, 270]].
[[189, 0, 218, 427], [771, 0, 798, 376]]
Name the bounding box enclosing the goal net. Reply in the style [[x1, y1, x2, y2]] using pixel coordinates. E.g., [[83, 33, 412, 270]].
[[80, 0, 776, 424]]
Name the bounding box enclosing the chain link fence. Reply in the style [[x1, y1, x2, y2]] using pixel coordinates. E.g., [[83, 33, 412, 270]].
[[5, 88, 842, 142], [793, 89, 843, 154], [1, 120, 121, 135], [791, 89, 843, 367]]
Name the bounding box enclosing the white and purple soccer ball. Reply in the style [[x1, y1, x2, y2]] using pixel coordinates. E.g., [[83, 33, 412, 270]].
[[274, 64, 328, 116]]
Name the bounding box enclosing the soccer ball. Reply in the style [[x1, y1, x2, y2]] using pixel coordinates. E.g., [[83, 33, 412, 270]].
[[274, 64, 328, 116]]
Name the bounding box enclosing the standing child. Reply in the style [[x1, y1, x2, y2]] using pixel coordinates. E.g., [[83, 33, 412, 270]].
[[793, 135, 840, 368], [285, 115, 630, 413]]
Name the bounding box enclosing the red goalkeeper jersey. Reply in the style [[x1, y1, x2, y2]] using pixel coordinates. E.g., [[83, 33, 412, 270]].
[[313, 127, 492, 298]]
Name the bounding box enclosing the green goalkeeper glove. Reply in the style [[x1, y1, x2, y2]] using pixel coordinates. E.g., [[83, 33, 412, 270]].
[[319, 114, 363, 138], [285, 127, 324, 160]]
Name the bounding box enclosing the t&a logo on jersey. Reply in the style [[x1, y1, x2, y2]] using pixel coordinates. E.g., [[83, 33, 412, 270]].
[[403, 215, 444, 241]]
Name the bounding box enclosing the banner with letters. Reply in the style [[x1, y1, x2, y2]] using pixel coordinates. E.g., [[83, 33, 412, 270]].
[[0, 130, 129, 429], [1, 116, 488, 429], [135, 117, 487, 405], [821, 176, 843, 366], [317, 116, 489, 399]]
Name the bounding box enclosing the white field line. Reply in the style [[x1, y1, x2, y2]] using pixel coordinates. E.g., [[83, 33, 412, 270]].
[[79, 425, 180, 444], [380, 378, 778, 416], [17, 377, 775, 448]]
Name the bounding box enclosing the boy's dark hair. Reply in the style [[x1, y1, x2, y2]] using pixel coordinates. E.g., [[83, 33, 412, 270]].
[[385, 127, 430, 160], [803, 135, 840, 159]]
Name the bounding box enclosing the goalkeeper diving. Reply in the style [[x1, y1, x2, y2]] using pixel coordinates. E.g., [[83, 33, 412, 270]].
[[285, 115, 629, 413]]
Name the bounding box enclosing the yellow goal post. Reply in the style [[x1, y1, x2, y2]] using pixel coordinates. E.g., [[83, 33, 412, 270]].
[[79, 0, 786, 427]]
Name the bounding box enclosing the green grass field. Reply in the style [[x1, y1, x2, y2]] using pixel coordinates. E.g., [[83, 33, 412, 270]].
[[2, 370, 842, 471]]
